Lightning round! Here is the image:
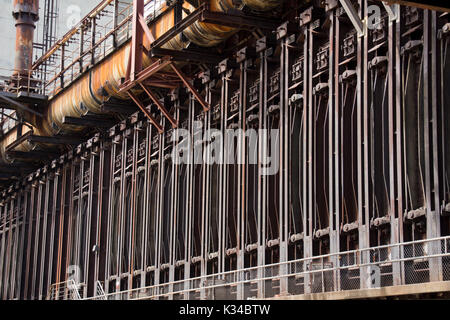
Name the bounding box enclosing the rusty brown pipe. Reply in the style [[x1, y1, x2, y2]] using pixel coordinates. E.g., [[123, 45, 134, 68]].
[[0, 0, 287, 164], [12, 0, 39, 77], [0, 0, 40, 164]]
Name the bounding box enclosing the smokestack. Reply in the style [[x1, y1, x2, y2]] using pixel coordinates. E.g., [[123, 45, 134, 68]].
[[12, 0, 39, 78]]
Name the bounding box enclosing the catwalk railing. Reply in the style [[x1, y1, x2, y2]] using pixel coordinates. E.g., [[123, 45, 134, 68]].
[[77, 236, 450, 300], [29, 0, 166, 98], [0, 1, 449, 301]]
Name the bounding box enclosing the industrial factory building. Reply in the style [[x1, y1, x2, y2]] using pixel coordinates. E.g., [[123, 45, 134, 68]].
[[0, 0, 448, 301]]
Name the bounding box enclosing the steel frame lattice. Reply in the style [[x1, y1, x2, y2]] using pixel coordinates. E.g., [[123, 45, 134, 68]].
[[0, 0, 449, 300]]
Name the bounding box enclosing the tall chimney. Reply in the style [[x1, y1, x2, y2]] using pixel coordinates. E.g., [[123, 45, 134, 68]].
[[12, 0, 39, 78]]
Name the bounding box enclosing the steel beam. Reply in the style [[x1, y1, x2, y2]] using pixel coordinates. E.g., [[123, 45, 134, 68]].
[[127, 92, 164, 133], [62, 116, 116, 128], [138, 84, 178, 128], [376, 0, 450, 12], [170, 64, 210, 112], [27, 135, 83, 146], [130, 0, 144, 82], [200, 10, 281, 31], [339, 0, 365, 37], [151, 48, 225, 65]]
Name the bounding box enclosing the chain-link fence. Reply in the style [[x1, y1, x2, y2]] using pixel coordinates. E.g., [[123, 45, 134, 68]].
[[81, 236, 450, 300]]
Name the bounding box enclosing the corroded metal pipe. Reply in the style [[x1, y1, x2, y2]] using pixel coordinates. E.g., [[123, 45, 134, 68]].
[[182, 0, 287, 47], [1, 0, 287, 163], [12, 0, 39, 77], [36, 0, 286, 137]]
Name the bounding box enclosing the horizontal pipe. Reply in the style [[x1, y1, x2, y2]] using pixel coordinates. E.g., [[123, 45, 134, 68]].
[[1, 0, 287, 163]]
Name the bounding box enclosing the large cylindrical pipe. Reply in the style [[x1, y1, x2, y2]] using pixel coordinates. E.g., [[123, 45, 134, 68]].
[[182, 0, 286, 48], [1, 0, 289, 162], [12, 0, 39, 77]]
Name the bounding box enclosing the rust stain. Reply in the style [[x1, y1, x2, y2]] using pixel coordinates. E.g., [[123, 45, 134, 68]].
[[2, 0, 284, 159]]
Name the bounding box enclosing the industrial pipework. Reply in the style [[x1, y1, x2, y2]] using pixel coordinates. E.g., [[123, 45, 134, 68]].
[[0, 0, 40, 164], [39, 0, 286, 137], [12, 0, 39, 78], [0, 0, 287, 164]]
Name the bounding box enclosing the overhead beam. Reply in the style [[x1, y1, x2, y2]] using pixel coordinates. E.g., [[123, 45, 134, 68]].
[[0, 93, 43, 118], [27, 135, 83, 146], [0, 88, 48, 104], [120, 59, 173, 92], [142, 80, 179, 89], [339, 0, 365, 37], [150, 2, 281, 52], [375, 0, 450, 12], [101, 102, 137, 114], [151, 48, 225, 65], [5, 131, 33, 153], [63, 116, 116, 128], [0, 167, 24, 174], [139, 11, 155, 43], [0, 163, 33, 171], [139, 83, 178, 128], [0, 174, 18, 180], [127, 91, 164, 133], [170, 63, 210, 112], [130, 0, 145, 81], [150, 4, 206, 50], [0, 166, 34, 175], [200, 10, 281, 30], [7, 150, 58, 160]]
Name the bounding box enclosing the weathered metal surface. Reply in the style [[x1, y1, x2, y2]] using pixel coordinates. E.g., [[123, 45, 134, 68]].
[[12, 0, 39, 76], [0, 0, 448, 301], [1, 0, 289, 160]]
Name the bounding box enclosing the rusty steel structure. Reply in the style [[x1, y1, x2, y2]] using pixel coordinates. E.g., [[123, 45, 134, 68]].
[[0, 0, 449, 300], [379, 1, 450, 12], [13, 0, 40, 77]]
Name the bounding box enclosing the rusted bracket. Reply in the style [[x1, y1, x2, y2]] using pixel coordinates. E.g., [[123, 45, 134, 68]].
[[139, 83, 178, 129], [127, 91, 164, 134], [139, 13, 155, 43], [375, 0, 450, 12], [7, 150, 58, 160], [200, 9, 281, 30], [5, 130, 33, 153], [142, 80, 179, 89], [150, 2, 280, 50], [121, 58, 173, 92], [122, 0, 210, 131], [28, 135, 83, 146], [151, 47, 225, 64], [170, 63, 210, 112], [150, 3, 208, 50], [63, 116, 116, 128], [382, 2, 399, 22], [0, 93, 43, 118]]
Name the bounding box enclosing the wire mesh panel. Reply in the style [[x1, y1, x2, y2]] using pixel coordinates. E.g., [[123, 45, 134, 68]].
[[76, 236, 450, 300]]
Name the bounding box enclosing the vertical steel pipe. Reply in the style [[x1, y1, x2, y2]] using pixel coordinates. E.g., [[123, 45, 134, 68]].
[[12, 0, 39, 77]]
